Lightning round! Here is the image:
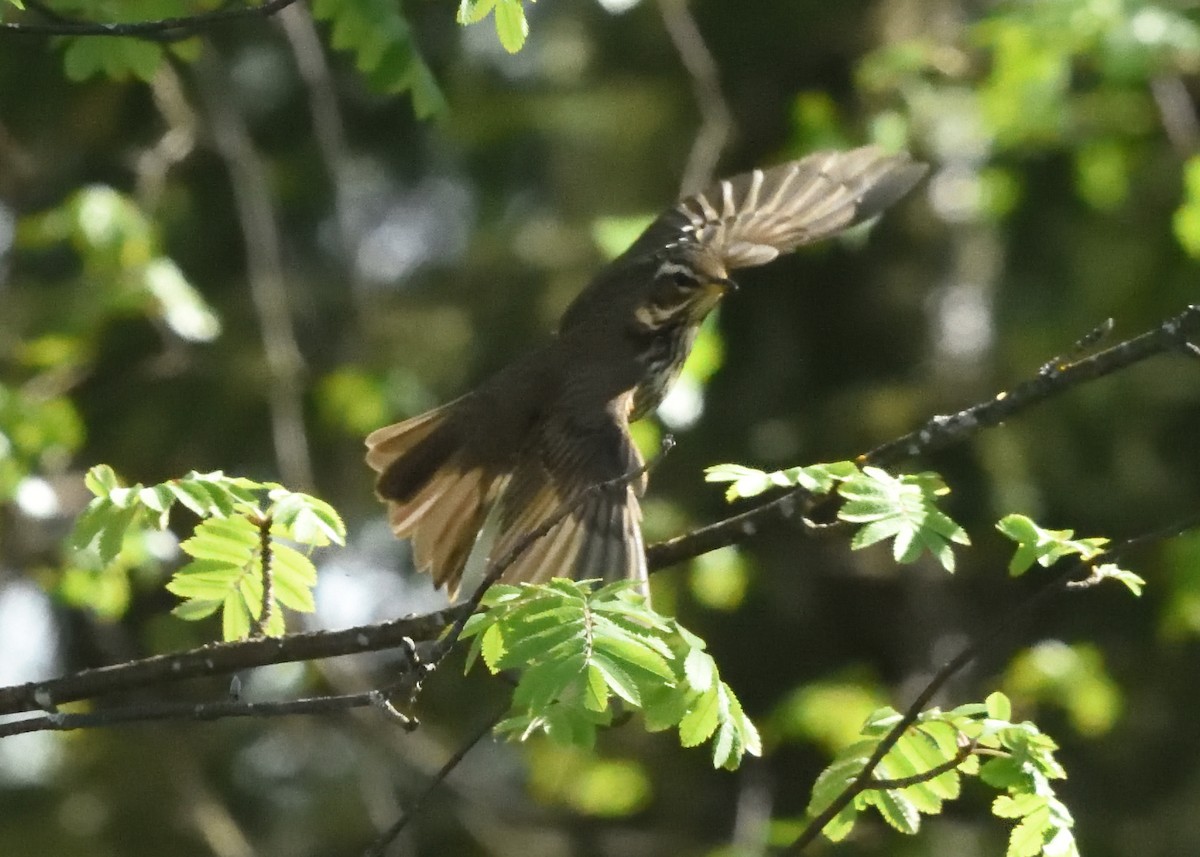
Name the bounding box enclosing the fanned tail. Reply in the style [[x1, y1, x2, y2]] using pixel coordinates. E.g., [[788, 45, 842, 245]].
[[365, 401, 504, 596]]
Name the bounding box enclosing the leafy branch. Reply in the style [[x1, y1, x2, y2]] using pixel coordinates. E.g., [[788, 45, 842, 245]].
[[648, 304, 1200, 570], [71, 465, 345, 639], [462, 579, 760, 769], [807, 692, 1077, 857], [785, 507, 1200, 853], [705, 461, 970, 572]]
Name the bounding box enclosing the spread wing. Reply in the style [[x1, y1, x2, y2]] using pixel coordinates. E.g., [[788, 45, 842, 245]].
[[563, 146, 925, 333], [488, 397, 649, 599], [669, 146, 927, 269]]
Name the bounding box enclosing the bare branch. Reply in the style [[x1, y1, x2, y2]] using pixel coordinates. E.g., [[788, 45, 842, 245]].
[[0, 0, 303, 38]]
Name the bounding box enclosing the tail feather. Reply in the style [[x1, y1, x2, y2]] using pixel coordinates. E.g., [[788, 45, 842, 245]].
[[367, 402, 503, 596]]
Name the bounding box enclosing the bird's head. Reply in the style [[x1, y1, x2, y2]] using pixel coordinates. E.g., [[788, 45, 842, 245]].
[[634, 245, 737, 330]]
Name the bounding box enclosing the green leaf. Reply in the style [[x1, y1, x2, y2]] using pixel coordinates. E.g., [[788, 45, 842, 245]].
[[171, 598, 223, 621], [1090, 562, 1145, 596], [466, 581, 757, 767], [269, 489, 347, 546], [679, 685, 720, 747], [457, 0, 496, 24], [222, 590, 252, 641], [481, 621, 506, 671], [987, 691, 1013, 721], [84, 464, 120, 497], [271, 546, 318, 613], [863, 787, 920, 834], [704, 460, 858, 502], [997, 513, 1111, 577], [311, 0, 444, 114], [684, 647, 716, 692], [584, 663, 610, 712], [1008, 804, 1052, 857], [493, 0, 528, 53], [591, 652, 642, 707], [592, 631, 675, 682], [839, 468, 968, 571]]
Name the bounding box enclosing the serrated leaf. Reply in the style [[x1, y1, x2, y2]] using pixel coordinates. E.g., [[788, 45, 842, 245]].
[[864, 787, 921, 834], [457, 0, 496, 24], [593, 630, 675, 681], [980, 755, 1026, 790], [481, 621, 506, 670], [679, 685, 720, 747], [172, 598, 223, 621], [1008, 805, 1052, 857], [270, 489, 346, 546], [493, 0, 528, 53], [70, 497, 111, 551], [1091, 562, 1145, 596], [513, 653, 586, 713], [222, 590, 252, 640], [993, 793, 1046, 819], [97, 503, 141, 564], [494, 620, 584, 670], [584, 663, 609, 712], [591, 652, 642, 706], [684, 647, 715, 692]]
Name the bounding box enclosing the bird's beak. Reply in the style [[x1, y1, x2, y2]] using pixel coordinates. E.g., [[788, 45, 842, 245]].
[[719, 276, 739, 293]]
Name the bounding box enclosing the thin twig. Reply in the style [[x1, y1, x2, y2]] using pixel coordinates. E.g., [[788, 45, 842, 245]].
[[785, 508, 1200, 853], [657, 0, 732, 194], [864, 738, 978, 791], [0, 0, 303, 37], [362, 708, 505, 857]]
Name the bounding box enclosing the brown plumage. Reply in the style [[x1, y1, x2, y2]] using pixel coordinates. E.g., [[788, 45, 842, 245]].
[[366, 146, 928, 601]]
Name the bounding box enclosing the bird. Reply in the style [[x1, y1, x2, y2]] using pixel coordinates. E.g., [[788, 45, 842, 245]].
[[366, 145, 927, 602]]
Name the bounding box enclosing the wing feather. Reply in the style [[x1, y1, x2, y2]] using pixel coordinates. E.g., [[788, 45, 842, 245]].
[[488, 400, 651, 601], [676, 145, 927, 269]]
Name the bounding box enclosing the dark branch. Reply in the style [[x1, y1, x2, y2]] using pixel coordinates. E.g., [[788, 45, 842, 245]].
[[785, 507, 1200, 853], [647, 304, 1200, 571], [0, 690, 389, 738], [0, 0, 303, 37], [0, 608, 464, 716]]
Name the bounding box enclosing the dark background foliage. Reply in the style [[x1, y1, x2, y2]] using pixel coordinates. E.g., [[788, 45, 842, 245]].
[[3, 0, 1200, 855]]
